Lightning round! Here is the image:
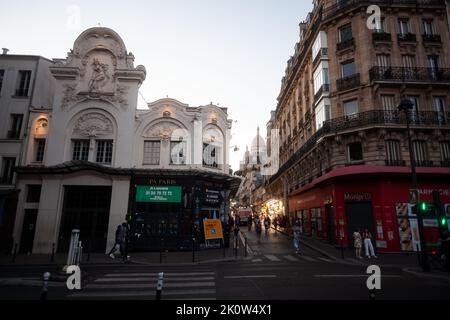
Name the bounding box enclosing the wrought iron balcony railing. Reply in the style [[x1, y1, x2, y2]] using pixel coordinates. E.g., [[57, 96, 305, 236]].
[[385, 160, 406, 166], [398, 33, 417, 42], [336, 73, 360, 91], [313, 48, 329, 66], [337, 38, 354, 51], [369, 66, 450, 83], [314, 84, 330, 103], [372, 32, 392, 42], [269, 109, 450, 183], [322, 0, 445, 20], [422, 34, 442, 43], [416, 160, 434, 167]]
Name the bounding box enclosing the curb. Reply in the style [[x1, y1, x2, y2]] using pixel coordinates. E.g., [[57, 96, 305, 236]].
[[402, 267, 450, 281]]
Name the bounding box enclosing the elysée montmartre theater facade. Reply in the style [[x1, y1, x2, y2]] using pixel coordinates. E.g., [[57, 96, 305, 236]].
[[11, 27, 240, 254]]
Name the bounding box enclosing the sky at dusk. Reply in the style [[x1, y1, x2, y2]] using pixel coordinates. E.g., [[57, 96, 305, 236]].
[[0, 0, 313, 171]]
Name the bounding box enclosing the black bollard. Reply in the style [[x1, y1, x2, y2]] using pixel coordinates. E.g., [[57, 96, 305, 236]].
[[244, 236, 248, 257], [50, 243, 55, 263], [223, 238, 226, 258], [12, 243, 17, 263], [192, 238, 195, 263]]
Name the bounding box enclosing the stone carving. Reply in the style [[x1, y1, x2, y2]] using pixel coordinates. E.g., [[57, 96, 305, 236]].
[[73, 113, 114, 137], [61, 84, 85, 109], [89, 58, 110, 93], [145, 122, 181, 140], [101, 85, 129, 110]]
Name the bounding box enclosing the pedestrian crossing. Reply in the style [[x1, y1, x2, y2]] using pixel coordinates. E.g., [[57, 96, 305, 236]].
[[68, 269, 217, 300], [252, 254, 336, 264]]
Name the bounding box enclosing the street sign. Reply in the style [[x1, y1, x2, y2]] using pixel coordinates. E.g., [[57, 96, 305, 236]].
[[203, 219, 224, 240], [409, 189, 419, 204], [136, 186, 182, 203]]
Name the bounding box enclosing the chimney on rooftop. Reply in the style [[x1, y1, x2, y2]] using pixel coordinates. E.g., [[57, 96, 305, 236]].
[[2, 48, 9, 55]]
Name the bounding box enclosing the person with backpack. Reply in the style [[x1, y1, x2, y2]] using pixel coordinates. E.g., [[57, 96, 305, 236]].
[[293, 220, 301, 254]]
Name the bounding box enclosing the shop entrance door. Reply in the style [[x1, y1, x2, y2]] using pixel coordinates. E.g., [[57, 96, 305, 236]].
[[326, 204, 336, 245], [345, 202, 375, 248], [58, 186, 111, 253], [20, 209, 38, 254]]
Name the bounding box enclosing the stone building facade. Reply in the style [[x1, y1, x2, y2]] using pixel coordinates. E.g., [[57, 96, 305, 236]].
[[10, 27, 238, 254], [266, 0, 450, 252]]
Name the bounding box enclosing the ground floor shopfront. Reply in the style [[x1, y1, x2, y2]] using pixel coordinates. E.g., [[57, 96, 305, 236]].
[[288, 165, 450, 253], [12, 162, 239, 254]]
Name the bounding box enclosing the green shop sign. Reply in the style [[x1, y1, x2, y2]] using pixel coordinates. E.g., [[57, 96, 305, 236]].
[[136, 186, 182, 203]]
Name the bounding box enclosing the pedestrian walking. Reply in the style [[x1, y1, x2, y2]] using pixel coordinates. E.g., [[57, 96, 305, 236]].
[[353, 228, 363, 259], [255, 217, 262, 244], [264, 216, 271, 235], [108, 224, 123, 259], [233, 224, 240, 249], [247, 214, 253, 231], [235, 215, 241, 226], [119, 222, 130, 262], [293, 220, 301, 254], [363, 228, 377, 259]]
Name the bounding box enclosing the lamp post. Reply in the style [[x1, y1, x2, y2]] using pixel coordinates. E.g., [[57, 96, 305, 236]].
[[397, 99, 429, 272]]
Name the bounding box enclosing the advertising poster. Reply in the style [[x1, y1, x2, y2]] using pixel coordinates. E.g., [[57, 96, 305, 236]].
[[396, 203, 414, 251]]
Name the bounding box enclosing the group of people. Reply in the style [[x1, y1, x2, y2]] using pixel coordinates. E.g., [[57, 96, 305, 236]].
[[352, 228, 377, 259]]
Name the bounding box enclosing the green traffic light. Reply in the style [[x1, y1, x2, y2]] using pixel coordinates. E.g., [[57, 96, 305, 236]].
[[420, 202, 427, 211], [440, 217, 447, 227]]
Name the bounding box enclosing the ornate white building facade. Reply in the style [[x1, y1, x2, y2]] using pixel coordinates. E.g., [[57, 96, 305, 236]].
[[11, 27, 239, 254]]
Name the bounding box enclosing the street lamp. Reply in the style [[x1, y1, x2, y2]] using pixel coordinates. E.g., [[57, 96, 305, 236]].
[[397, 99, 429, 272]]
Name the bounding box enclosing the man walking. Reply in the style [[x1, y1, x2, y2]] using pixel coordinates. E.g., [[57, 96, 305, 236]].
[[293, 220, 301, 254]]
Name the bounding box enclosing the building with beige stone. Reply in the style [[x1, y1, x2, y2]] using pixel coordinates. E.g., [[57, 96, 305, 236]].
[[266, 0, 450, 252]]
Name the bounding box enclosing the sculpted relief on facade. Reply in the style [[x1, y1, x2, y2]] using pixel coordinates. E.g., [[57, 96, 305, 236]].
[[73, 113, 114, 137]]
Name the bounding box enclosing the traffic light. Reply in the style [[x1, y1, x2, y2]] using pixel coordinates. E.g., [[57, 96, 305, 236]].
[[439, 216, 447, 228], [417, 201, 433, 215]]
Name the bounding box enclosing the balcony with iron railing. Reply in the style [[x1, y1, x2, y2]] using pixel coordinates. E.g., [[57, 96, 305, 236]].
[[369, 66, 450, 83], [270, 109, 450, 183], [416, 160, 434, 167], [336, 38, 354, 52], [336, 73, 360, 91], [372, 31, 392, 43], [422, 34, 442, 44], [398, 33, 417, 43], [322, 0, 445, 20], [314, 84, 330, 103], [313, 48, 329, 67], [385, 159, 406, 166]]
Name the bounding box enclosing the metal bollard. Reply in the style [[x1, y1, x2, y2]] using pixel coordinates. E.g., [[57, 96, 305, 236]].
[[12, 243, 18, 263], [155, 272, 164, 300], [50, 243, 55, 263], [340, 240, 345, 259], [369, 288, 376, 300], [244, 236, 248, 257], [234, 236, 238, 259], [160, 238, 164, 264], [40, 272, 51, 300], [192, 238, 195, 263]]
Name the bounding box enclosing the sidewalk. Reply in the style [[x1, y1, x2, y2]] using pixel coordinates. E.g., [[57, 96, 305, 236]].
[[272, 226, 450, 278], [0, 243, 247, 267]]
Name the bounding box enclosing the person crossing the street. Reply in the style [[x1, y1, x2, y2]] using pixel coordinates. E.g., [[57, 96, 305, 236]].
[[293, 220, 301, 254]]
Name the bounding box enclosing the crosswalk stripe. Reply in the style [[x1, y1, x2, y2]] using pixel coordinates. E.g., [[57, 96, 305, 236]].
[[264, 254, 282, 261], [95, 276, 215, 282], [252, 259, 263, 262], [283, 255, 300, 261], [103, 272, 214, 277], [69, 289, 216, 298], [86, 281, 215, 289], [317, 257, 334, 263], [299, 255, 317, 262]]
